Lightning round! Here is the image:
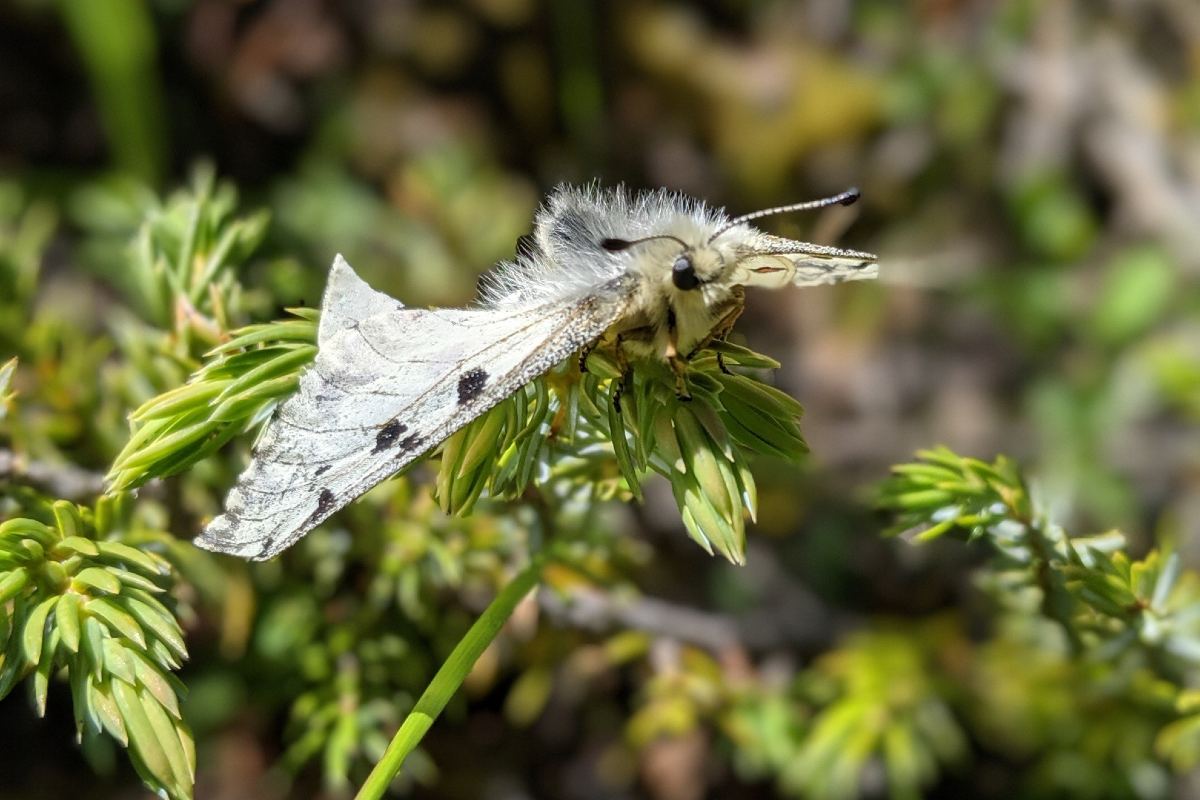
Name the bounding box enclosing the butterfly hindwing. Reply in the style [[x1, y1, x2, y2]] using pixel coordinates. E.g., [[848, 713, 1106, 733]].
[[195, 255, 629, 560]]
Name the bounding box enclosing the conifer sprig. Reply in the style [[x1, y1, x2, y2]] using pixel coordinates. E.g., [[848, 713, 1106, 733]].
[[0, 496, 192, 800]]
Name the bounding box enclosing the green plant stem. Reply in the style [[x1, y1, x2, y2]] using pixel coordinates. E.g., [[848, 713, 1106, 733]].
[[1025, 520, 1084, 655], [355, 550, 551, 799]]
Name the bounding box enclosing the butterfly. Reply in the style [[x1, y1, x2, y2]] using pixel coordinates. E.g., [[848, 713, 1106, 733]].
[[195, 184, 878, 559]]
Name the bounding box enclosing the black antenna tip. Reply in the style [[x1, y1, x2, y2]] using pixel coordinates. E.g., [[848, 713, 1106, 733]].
[[601, 238, 633, 251], [839, 188, 861, 207]]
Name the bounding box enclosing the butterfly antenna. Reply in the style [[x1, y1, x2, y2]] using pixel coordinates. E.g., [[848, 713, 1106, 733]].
[[708, 187, 861, 243], [601, 233, 688, 252]]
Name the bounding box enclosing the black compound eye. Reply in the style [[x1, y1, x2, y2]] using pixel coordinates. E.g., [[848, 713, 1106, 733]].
[[672, 255, 700, 290]]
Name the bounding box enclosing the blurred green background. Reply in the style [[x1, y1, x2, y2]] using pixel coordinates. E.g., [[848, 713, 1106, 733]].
[[1, 0, 1199, 798]]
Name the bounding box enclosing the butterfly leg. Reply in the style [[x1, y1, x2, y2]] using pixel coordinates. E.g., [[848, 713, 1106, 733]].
[[686, 288, 745, 375], [610, 326, 652, 412], [611, 334, 629, 413], [669, 356, 691, 400], [712, 292, 745, 375], [578, 339, 597, 373], [663, 307, 692, 401]]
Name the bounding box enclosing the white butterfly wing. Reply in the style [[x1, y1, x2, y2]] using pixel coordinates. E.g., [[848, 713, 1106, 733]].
[[732, 234, 878, 289], [196, 255, 629, 560]]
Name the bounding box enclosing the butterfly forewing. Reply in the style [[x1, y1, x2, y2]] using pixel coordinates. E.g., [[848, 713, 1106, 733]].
[[733, 234, 878, 289], [195, 255, 629, 560]]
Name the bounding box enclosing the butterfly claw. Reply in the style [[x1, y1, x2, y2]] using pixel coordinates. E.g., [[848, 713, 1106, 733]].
[[668, 354, 692, 401], [716, 351, 733, 375], [609, 333, 632, 413], [613, 373, 630, 413]]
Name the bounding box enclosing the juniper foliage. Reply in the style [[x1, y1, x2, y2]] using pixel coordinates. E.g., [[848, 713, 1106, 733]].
[[2, 176, 1199, 800]]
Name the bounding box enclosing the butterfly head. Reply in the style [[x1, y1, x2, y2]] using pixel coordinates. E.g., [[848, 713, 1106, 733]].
[[600, 186, 870, 298], [600, 232, 732, 294]]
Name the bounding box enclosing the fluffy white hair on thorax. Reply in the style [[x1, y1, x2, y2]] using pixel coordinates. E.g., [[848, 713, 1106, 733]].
[[477, 183, 729, 309]]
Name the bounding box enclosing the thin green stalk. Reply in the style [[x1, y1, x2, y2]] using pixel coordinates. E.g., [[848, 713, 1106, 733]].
[[1025, 519, 1084, 655], [355, 551, 551, 799]]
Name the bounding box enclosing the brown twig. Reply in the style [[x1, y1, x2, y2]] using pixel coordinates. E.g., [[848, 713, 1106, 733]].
[[541, 541, 858, 654], [0, 448, 106, 502]]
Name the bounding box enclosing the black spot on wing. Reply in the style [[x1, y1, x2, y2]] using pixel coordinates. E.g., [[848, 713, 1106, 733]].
[[397, 433, 426, 454], [306, 488, 336, 527], [315, 464, 331, 476], [457, 368, 488, 405], [373, 419, 409, 453]]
